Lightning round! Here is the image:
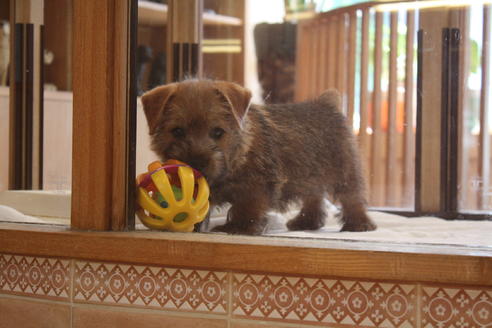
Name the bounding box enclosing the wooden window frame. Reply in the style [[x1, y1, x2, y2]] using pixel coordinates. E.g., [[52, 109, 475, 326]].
[[70, 0, 136, 231], [1, 0, 491, 288]]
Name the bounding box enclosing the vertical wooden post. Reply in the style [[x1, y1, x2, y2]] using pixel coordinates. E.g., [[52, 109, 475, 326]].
[[359, 8, 370, 191], [308, 23, 316, 99], [167, 0, 203, 82], [327, 14, 338, 93], [321, 20, 329, 95], [403, 10, 416, 205], [479, 5, 491, 210], [303, 22, 312, 99], [458, 7, 471, 210], [417, 8, 464, 214], [336, 13, 347, 100], [294, 22, 308, 101], [318, 19, 327, 93], [346, 11, 357, 125], [417, 9, 447, 213], [71, 0, 135, 231], [8, 0, 44, 190], [386, 11, 399, 206], [370, 11, 384, 206], [359, 8, 370, 181], [313, 20, 321, 94]]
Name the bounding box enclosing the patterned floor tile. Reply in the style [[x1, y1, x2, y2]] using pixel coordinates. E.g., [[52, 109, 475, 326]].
[[422, 286, 492, 328], [232, 273, 416, 327], [73, 261, 228, 314], [0, 253, 70, 300]]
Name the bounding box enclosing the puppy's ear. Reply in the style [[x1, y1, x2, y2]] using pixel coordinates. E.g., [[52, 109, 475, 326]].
[[214, 81, 252, 129], [141, 84, 177, 134]]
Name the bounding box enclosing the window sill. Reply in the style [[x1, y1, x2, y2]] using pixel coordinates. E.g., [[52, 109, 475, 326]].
[[0, 222, 490, 286]]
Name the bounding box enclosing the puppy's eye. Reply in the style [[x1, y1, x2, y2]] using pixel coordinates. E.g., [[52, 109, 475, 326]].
[[171, 127, 185, 138], [211, 127, 225, 140]]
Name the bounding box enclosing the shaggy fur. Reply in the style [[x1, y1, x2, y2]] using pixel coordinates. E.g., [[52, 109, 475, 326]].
[[141, 79, 376, 235]]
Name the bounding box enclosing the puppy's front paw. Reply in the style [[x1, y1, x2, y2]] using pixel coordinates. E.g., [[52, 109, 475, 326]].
[[211, 222, 242, 234], [211, 220, 267, 235], [340, 221, 377, 232], [286, 215, 325, 231]]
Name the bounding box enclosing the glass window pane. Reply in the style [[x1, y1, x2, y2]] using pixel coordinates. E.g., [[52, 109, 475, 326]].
[[134, 0, 492, 239], [458, 3, 492, 213], [0, 0, 72, 225]]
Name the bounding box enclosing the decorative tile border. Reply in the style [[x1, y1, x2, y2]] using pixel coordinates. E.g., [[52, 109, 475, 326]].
[[1, 253, 492, 328], [0, 253, 70, 300], [73, 261, 228, 314], [232, 273, 417, 327], [422, 286, 492, 328]]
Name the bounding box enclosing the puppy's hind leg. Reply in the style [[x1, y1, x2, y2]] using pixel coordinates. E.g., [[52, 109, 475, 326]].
[[337, 189, 376, 232], [286, 196, 327, 231]]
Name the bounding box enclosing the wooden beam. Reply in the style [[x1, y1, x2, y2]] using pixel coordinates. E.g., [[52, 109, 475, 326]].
[[71, 0, 135, 231], [336, 13, 346, 98], [313, 20, 321, 94], [327, 17, 337, 90], [386, 12, 399, 206], [479, 4, 491, 210], [417, 9, 448, 213], [458, 8, 471, 210], [403, 10, 416, 204], [294, 22, 307, 101], [309, 22, 317, 99], [346, 11, 357, 126], [370, 12, 384, 206], [359, 8, 370, 178], [0, 223, 491, 286], [317, 19, 327, 93]]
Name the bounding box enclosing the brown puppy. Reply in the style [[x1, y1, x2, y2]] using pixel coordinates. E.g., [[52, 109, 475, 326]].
[[141, 79, 376, 235]]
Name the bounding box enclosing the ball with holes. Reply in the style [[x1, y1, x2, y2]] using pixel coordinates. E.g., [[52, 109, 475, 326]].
[[136, 160, 210, 232]]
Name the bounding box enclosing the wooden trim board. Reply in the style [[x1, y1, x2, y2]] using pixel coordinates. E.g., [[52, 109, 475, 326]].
[[0, 223, 490, 286]]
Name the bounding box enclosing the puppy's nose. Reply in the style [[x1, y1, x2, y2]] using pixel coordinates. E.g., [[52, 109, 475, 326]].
[[188, 158, 209, 173]]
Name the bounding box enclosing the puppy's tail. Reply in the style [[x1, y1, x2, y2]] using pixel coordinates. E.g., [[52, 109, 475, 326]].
[[319, 89, 342, 110]]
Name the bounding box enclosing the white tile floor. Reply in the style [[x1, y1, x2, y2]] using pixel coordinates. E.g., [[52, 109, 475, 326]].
[[1, 190, 491, 250]]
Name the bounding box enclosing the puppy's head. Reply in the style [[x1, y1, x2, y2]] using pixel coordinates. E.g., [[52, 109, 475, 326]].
[[141, 79, 252, 184]]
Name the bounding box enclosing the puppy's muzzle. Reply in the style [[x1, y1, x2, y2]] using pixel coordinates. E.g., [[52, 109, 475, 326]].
[[187, 157, 210, 174]]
